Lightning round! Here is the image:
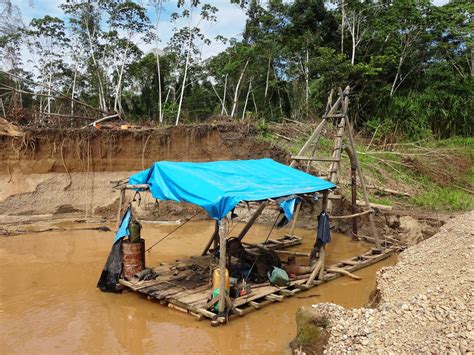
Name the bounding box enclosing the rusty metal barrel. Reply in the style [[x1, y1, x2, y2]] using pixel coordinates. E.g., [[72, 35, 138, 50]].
[[121, 240, 145, 280]]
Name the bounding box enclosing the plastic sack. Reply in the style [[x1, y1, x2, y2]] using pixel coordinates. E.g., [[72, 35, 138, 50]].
[[267, 266, 290, 286]]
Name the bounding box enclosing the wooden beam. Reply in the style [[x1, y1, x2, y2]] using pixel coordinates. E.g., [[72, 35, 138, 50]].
[[305, 258, 323, 287], [346, 112, 381, 247], [115, 188, 126, 232], [217, 221, 227, 320], [318, 246, 326, 280], [201, 221, 219, 256], [289, 200, 302, 236], [237, 201, 268, 241]]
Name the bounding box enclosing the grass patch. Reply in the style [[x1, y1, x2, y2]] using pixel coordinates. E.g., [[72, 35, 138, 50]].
[[412, 185, 473, 211], [291, 308, 330, 352], [369, 196, 393, 206], [428, 136, 474, 149]]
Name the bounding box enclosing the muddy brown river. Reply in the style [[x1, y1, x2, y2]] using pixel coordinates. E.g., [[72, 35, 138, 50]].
[[0, 220, 396, 354]]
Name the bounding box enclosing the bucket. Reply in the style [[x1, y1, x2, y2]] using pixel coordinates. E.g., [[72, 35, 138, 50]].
[[122, 240, 145, 280]]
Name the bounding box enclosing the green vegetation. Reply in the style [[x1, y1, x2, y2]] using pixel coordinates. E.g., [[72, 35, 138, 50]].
[[0, 0, 472, 139], [271, 127, 472, 212], [412, 186, 473, 212], [293, 308, 330, 346]]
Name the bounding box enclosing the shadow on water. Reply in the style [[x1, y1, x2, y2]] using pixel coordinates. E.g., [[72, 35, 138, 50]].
[[0, 220, 396, 354]]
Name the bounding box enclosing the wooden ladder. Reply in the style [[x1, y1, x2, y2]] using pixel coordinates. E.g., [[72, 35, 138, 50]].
[[290, 86, 381, 248], [290, 87, 347, 185]]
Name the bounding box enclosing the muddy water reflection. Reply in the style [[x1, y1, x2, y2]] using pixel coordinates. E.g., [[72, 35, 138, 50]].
[[0, 221, 396, 354]]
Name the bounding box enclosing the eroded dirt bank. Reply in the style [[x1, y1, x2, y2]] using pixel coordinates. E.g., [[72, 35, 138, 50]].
[[0, 123, 288, 221], [294, 211, 473, 354]]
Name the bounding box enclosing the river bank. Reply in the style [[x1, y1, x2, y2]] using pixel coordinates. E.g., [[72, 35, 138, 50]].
[[294, 211, 473, 354]]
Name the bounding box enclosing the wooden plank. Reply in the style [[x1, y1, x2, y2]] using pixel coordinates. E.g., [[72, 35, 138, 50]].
[[233, 286, 281, 307], [168, 299, 217, 320], [265, 294, 284, 302], [249, 301, 261, 309], [340, 260, 360, 266], [267, 238, 283, 244], [120, 244, 396, 324]]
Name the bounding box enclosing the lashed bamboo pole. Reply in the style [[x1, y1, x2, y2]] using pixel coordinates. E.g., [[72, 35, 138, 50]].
[[217, 220, 227, 322]]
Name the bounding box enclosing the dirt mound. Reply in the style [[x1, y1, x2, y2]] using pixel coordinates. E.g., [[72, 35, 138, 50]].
[[306, 211, 474, 353]]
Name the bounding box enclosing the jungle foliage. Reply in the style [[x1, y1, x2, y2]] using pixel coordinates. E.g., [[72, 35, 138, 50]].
[[0, 0, 472, 139]]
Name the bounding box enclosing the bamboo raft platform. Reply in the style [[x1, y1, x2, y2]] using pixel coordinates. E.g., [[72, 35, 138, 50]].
[[119, 244, 396, 324]]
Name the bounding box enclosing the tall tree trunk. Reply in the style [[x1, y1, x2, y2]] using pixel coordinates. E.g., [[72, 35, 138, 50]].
[[221, 73, 228, 115], [230, 59, 249, 118], [85, 25, 107, 112], [341, 0, 345, 54], [252, 86, 258, 114], [153, 3, 164, 123], [114, 45, 129, 112], [264, 56, 271, 98], [471, 47, 474, 77], [175, 43, 191, 125], [241, 80, 252, 120], [305, 48, 309, 115], [211, 82, 228, 115], [71, 68, 77, 116], [156, 49, 163, 122], [351, 20, 356, 65], [390, 56, 403, 97], [47, 72, 52, 115]]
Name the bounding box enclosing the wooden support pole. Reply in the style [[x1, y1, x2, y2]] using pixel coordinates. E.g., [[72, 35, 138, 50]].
[[318, 246, 325, 280], [346, 117, 381, 248], [201, 221, 219, 256], [289, 200, 302, 236], [322, 190, 329, 212], [115, 188, 126, 231], [217, 220, 227, 322], [237, 201, 268, 241], [305, 258, 323, 287], [318, 190, 328, 280]]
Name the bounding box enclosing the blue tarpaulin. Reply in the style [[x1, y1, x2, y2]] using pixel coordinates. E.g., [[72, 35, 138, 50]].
[[114, 207, 131, 242], [129, 158, 335, 220]]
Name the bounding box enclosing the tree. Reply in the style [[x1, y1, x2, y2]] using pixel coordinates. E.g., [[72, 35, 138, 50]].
[[168, 1, 217, 124], [27, 16, 70, 115]]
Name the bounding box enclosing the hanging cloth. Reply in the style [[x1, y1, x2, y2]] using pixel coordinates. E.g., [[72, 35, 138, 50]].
[[97, 207, 131, 293], [317, 211, 331, 245]]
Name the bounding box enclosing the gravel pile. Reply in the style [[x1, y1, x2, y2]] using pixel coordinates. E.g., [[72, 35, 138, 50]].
[[313, 211, 474, 354]]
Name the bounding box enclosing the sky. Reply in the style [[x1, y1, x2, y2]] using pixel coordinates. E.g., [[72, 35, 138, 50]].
[[15, 0, 248, 59], [14, 0, 449, 60]]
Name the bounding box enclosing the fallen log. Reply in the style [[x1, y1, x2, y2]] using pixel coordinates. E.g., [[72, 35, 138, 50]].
[[365, 185, 411, 197], [326, 267, 361, 280], [356, 200, 392, 211]]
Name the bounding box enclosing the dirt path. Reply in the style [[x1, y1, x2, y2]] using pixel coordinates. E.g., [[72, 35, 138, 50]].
[[306, 211, 473, 353]]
